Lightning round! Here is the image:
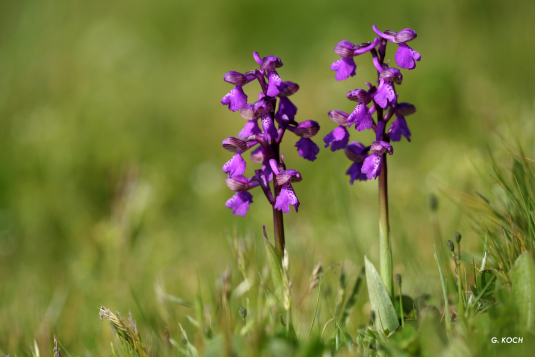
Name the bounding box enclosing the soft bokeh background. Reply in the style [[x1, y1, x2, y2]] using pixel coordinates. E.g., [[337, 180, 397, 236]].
[[1, 0, 535, 353]]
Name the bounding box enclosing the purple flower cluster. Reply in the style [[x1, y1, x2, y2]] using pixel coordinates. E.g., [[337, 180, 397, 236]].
[[221, 52, 320, 216], [325, 25, 419, 184]]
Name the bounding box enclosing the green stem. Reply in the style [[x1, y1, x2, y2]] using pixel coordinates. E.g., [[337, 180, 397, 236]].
[[273, 206, 285, 256], [457, 244, 464, 319], [379, 154, 393, 300]]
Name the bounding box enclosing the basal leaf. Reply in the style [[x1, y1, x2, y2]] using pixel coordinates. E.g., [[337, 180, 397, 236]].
[[365, 256, 399, 334], [509, 251, 535, 330]]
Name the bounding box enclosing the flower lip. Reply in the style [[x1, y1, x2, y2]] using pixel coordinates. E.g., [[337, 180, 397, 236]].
[[222, 137, 248, 153], [328, 110, 349, 126], [347, 89, 372, 104], [294, 120, 320, 138], [334, 40, 356, 58], [224, 71, 247, 86], [396, 103, 416, 116], [394, 29, 417, 43], [345, 142, 369, 162], [280, 81, 299, 97], [260, 55, 283, 71]]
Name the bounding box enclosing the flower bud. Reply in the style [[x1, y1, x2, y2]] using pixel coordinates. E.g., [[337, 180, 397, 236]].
[[454, 232, 462, 244], [397, 103, 416, 116], [260, 55, 283, 71], [428, 194, 438, 211], [446, 240, 455, 253], [294, 120, 320, 138], [394, 29, 417, 43], [347, 89, 372, 104], [280, 81, 299, 97], [222, 137, 248, 153], [239, 306, 247, 319], [334, 40, 356, 58], [250, 146, 264, 163], [328, 110, 349, 126], [223, 71, 247, 86]]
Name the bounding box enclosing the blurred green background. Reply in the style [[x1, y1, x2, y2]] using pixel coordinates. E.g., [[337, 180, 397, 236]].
[[1, 0, 535, 353]]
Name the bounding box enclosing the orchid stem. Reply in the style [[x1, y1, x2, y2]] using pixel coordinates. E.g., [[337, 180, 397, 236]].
[[273, 205, 285, 255], [379, 154, 393, 300]]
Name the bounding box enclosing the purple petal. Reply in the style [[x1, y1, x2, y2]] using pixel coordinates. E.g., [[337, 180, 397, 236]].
[[323, 126, 350, 151], [346, 162, 368, 184], [261, 114, 278, 142], [267, 70, 284, 97], [395, 43, 421, 70], [389, 115, 411, 142], [238, 119, 261, 139], [276, 96, 297, 124], [373, 80, 396, 108], [222, 154, 246, 177], [345, 141, 368, 162], [330, 57, 356, 81], [295, 137, 319, 161], [274, 184, 300, 213], [225, 191, 253, 217], [361, 154, 383, 180], [347, 103, 374, 131], [221, 86, 248, 112]]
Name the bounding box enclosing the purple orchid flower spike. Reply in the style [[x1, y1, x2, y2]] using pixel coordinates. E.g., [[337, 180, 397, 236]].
[[331, 38, 380, 81], [389, 103, 415, 142], [345, 142, 370, 184], [220, 52, 319, 254], [372, 25, 421, 70], [347, 89, 374, 131], [324, 25, 419, 300]]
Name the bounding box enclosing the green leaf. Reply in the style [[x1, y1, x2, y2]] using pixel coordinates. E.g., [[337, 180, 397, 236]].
[[509, 251, 535, 330], [365, 256, 400, 334], [262, 225, 283, 299]]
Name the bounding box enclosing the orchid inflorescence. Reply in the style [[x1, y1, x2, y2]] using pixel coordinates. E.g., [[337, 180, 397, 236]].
[[221, 52, 321, 218], [325, 24, 419, 184]]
